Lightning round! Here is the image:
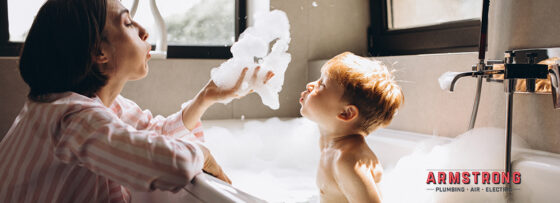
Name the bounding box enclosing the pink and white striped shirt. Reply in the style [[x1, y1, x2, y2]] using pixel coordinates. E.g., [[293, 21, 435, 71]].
[[0, 92, 205, 203]]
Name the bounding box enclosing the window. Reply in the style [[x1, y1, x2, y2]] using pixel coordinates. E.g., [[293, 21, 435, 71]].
[[0, 0, 246, 58], [369, 0, 482, 56]]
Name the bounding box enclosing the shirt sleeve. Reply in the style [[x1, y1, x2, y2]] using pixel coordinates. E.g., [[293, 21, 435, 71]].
[[115, 95, 204, 141], [54, 106, 205, 192]]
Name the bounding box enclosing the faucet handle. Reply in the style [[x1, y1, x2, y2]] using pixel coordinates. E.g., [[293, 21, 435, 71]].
[[504, 64, 549, 79]]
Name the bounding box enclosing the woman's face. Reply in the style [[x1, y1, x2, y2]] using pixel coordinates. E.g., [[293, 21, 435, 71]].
[[98, 0, 151, 82]]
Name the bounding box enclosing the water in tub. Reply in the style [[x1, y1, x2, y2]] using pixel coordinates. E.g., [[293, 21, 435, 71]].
[[203, 118, 529, 203]]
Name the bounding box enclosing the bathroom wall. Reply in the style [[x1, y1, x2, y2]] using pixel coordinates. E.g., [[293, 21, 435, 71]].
[[487, 0, 560, 59], [0, 0, 370, 139], [0, 58, 28, 139], [310, 54, 560, 154]]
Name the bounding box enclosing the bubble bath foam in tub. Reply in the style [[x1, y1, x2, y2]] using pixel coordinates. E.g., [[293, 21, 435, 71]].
[[210, 10, 291, 110]]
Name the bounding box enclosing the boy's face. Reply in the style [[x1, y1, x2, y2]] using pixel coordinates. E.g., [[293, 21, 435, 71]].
[[300, 70, 346, 126]]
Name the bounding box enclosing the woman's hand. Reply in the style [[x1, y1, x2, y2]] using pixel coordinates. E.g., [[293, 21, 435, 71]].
[[195, 142, 232, 184], [201, 66, 275, 104], [181, 66, 274, 130]]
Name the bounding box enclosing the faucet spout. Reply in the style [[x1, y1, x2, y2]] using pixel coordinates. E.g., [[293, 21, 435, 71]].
[[448, 70, 505, 92], [449, 72, 476, 92]]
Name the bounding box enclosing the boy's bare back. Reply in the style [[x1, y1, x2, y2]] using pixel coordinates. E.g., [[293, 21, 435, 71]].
[[317, 134, 383, 203]]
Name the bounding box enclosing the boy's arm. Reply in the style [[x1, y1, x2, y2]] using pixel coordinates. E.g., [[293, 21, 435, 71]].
[[334, 155, 382, 203]]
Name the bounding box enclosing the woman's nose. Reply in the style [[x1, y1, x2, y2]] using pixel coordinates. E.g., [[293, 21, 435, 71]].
[[136, 22, 149, 41]]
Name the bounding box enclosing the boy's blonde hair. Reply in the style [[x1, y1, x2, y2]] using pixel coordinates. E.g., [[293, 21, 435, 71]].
[[323, 52, 404, 133]]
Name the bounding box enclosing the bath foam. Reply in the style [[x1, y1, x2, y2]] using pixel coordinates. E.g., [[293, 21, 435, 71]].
[[202, 118, 529, 203], [203, 118, 320, 202], [210, 10, 291, 110], [379, 128, 528, 203]]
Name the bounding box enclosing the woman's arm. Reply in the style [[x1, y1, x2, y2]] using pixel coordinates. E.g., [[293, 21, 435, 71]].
[[114, 66, 272, 138], [113, 95, 200, 138], [56, 107, 218, 191]]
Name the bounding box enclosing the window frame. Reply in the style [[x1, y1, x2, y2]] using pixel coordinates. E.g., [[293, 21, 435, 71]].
[[0, 0, 247, 59], [368, 0, 481, 56]]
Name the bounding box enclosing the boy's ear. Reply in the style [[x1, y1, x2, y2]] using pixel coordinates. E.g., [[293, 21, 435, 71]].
[[337, 105, 359, 122]]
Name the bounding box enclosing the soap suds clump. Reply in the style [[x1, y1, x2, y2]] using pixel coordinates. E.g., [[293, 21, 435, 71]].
[[210, 10, 291, 110]]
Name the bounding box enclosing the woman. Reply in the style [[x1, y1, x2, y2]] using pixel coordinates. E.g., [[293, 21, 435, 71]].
[[0, 0, 272, 202]]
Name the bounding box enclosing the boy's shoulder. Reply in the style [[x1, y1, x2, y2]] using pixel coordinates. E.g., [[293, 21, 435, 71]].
[[333, 138, 383, 182], [334, 135, 377, 160], [335, 144, 378, 168]]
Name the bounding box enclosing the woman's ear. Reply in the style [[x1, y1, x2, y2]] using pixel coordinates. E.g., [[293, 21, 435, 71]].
[[337, 105, 359, 122], [94, 50, 109, 64], [94, 43, 110, 64]]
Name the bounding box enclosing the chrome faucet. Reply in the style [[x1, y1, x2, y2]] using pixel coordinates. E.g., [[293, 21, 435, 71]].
[[447, 48, 560, 201], [446, 0, 560, 201], [448, 67, 504, 92]]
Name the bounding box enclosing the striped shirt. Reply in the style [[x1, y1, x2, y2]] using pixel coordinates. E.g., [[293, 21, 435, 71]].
[[0, 92, 205, 202]]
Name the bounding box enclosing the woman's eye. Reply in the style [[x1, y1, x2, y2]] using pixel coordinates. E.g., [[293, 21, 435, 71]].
[[124, 17, 134, 27]]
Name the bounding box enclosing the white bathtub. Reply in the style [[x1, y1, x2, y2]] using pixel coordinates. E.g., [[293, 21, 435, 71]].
[[130, 118, 560, 203]]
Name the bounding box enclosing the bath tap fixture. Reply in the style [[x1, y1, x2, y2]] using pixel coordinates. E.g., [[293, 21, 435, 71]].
[[448, 69, 504, 92], [444, 0, 560, 202], [444, 1, 560, 201], [488, 51, 553, 199], [450, 52, 553, 93], [448, 49, 560, 201]]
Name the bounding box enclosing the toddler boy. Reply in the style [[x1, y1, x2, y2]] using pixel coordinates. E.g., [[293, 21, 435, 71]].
[[299, 52, 404, 203]]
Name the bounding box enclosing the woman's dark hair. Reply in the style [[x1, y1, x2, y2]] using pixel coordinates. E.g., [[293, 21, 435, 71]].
[[19, 0, 108, 100]]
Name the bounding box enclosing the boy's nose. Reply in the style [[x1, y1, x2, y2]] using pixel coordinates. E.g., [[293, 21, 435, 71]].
[[306, 82, 315, 92]]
